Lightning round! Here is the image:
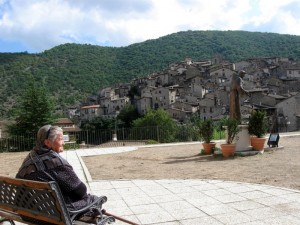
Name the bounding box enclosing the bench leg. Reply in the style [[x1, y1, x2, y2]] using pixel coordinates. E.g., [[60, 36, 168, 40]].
[[0, 218, 16, 225]]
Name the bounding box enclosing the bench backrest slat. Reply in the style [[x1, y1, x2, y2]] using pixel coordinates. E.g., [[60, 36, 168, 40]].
[[0, 176, 72, 225]]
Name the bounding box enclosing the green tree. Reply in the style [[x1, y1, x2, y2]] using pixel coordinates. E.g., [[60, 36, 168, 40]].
[[117, 105, 140, 128], [80, 117, 115, 130], [132, 109, 178, 142], [7, 77, 55, 136]]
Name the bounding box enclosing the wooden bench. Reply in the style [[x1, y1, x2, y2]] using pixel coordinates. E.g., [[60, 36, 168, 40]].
[[0, 176, 115, 225]]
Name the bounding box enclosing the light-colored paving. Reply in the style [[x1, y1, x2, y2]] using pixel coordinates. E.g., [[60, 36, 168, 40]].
[[61, 135, 300, 225]]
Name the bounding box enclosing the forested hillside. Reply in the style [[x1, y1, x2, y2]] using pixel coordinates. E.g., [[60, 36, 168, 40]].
[[1, 30, 300, 117]]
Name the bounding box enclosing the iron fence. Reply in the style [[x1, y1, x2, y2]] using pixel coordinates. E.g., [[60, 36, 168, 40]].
[[0, 126, 225, 152]]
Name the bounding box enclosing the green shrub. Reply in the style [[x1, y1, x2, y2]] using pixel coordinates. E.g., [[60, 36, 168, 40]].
[[198, 119, 214, 143], [146, 140, 159, 145], [64, 143, 79, 150], [248, 110, 268, 138]]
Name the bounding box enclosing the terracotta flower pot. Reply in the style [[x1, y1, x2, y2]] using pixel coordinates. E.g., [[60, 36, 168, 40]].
[[251, 137, 266, 151], [220, 144, 236, 158], [202, 142, 216, 155]]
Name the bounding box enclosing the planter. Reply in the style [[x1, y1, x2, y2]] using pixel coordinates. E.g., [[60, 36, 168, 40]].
[[251, 137, 266, 151], [202, 142, 216, 155], [220, 144, 236, 158]]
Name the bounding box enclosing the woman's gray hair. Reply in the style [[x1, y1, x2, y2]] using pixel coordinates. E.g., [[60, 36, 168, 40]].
[[35, 125, 63, 148]]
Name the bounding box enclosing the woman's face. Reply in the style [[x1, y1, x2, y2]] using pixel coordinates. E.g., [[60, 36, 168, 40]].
[[45, 132, 65, 153]]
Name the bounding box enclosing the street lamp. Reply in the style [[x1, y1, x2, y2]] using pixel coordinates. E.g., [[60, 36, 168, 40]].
[[112, 110, 119, 141], [285, 116, 290, 132], [285, 116, 291, 132]]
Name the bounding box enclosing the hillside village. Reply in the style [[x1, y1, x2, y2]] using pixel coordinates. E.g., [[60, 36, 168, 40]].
[[76, 56, 300, 133]]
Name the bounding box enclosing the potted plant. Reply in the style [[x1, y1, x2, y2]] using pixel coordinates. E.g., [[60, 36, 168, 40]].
[[198, 119, 216, 154], [220, 117, 239, 158], [248, 110, 268, 151]]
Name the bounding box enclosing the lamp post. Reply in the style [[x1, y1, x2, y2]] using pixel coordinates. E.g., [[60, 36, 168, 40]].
[[285, 116, 290, 132], [112, 110, 119, 141]]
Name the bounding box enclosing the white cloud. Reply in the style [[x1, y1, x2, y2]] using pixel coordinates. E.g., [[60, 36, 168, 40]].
[[246, 0, 300, 35], [0, 0, 299, 52]]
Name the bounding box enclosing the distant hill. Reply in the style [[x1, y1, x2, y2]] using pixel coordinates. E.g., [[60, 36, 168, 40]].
[[1, 30, 300, 117]]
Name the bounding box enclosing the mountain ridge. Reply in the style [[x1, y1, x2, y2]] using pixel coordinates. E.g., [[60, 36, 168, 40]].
[[1, 30, 300, 118]]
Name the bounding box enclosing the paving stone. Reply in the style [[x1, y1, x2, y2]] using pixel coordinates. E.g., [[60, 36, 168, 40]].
[[62, 144, 300, 225]]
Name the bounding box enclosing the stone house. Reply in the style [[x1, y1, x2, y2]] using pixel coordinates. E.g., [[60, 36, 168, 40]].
[[115, 83, 131, 98], [189, 83, 206, 98], [111, 96, 130, 113], [99, 97, 112, 115], [285, 80, 300, 93], [140, 86, 156, 98], [98, 87, 115, 99], [185, 66, 202, 80], [242, 79, 258, 90], [248, 89, 269, 104], [265, 77, 283, 94], [152, 87, 176, 110], [170, 101, 198, 113], [210, 67, 235, 83], [184, 95, 199, 103], [260, 94, 287, 107], [172, 72, 187, 86], [53, 118, 81, 143], [80, 105, 104, 121], [280, 78, 299, 94], [145, 75, 157, 87], [67, 106, 79, 117], [167, 107, 193, 123], [53, 118, 81, 133], [189, 74, 205, 85], [198, 97, 223, 120], [135, 96, 152, 115], [244, 68, 265, 82], [153, 72, 170, 87], [275, 93, 300, 132], [78, 57, 300, 128], [234, 60, 252, 71], [214, 89, 229, 106], [131, 77, 148, 86]]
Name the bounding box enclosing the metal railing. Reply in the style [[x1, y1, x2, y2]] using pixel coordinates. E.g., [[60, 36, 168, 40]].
[[0, 126, 225, 152]]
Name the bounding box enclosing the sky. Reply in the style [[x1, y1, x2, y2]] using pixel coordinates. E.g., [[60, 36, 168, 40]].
[[0, 0, 300, 53]]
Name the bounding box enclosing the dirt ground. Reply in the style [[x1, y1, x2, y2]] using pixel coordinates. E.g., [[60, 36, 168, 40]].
[[1, 135, 300, 190], [83, 135, 300, 190]]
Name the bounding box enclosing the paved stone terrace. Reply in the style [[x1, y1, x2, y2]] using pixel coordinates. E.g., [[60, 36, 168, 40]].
[[59, 133, 300, 225]]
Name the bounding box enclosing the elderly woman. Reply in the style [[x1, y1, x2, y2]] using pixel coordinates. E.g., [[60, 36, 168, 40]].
[[16, 125, 98, 211]]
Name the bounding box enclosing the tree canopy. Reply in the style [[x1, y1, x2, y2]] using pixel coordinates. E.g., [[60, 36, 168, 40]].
[[7, 77, 55, 136], [132, 109, 178, 142]]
